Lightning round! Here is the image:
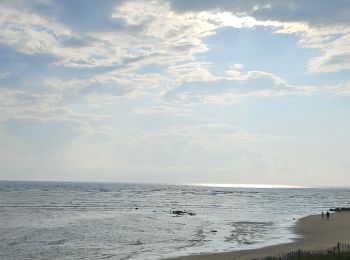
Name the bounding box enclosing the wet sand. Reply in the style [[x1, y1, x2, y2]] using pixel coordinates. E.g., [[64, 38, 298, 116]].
[[168, 212, 350, 260]]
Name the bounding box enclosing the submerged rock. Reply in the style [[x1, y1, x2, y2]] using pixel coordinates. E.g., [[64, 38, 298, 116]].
[[330, 207, 350, 212], [170, 210, 195, 216]]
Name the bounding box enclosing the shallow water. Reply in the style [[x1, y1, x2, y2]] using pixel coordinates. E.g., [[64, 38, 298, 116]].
[[1, 181, 349, 259]]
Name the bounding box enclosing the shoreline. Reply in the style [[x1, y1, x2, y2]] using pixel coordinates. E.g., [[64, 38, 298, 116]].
[[168, 212, 350, 260]]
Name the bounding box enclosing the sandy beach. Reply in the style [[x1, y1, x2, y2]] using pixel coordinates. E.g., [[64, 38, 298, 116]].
[[169, 212, 350, 260]]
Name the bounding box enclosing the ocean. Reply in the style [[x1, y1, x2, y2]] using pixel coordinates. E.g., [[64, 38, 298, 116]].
[[1, 181, 349, 259]]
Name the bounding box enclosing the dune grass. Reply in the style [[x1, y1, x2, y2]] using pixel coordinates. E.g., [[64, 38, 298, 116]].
[[265, 246, 350, 260]]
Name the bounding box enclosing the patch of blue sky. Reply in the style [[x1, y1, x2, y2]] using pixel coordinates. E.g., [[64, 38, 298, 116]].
[[136, 64, 168, 74], [293, 70, 350, 87], [0, 47, 58, 88], [200, 26, 320, 83]]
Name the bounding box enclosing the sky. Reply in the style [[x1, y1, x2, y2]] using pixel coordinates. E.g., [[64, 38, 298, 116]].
[[0, 0, 350, 186]]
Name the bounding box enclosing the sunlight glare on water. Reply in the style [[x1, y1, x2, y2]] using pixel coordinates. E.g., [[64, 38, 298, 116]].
[[192, 183, 307, 189]]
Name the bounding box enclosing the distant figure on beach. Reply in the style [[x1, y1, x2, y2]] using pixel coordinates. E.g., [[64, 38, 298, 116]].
[[326, 211, 330, 220], [321, 211, 324, 220]]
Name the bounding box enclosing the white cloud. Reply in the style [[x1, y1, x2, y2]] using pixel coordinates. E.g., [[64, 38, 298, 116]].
[[135, 105, 192, 115], [0, 1, 217, 68], [275, 24, 350, 73], [218, 16, 350, 73], [168, 0, 350, 73], [0, 4, 71, 54], [0, 87, 110, 141], [308, 34, 350, 73], [327, 82, 350, 97], [1, 0, 350, 74], [3, 0, 349, 74], [163, 66, 317, 104], [166, 62, 216, 83]]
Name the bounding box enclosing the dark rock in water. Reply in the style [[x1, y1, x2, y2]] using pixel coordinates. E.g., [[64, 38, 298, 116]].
[[330, 207, 350, 212], [171, 210, 195, 216]]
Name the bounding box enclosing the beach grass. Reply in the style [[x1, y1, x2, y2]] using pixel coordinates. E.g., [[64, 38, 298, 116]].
[[304, 254, 350, 260], [265, 252, 350, 260], [285, 252, 350, 260], [265, 242, 350, 260]]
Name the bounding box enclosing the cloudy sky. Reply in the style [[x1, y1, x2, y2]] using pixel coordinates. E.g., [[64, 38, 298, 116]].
[[1, 0, 350, 186]]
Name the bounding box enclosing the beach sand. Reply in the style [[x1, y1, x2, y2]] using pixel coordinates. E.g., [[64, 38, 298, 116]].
[[168, 212, 350, 260]]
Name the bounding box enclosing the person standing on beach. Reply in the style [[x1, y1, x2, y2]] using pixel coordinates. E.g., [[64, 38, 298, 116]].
[[326, 211, 330, 220], [322, 211, 325, 220]]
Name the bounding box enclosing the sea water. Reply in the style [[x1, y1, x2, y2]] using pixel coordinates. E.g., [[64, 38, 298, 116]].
[[1, 181, 350, 259]]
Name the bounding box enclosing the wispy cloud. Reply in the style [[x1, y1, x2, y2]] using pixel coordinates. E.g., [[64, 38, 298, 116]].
[[163, 66, 317, 104]]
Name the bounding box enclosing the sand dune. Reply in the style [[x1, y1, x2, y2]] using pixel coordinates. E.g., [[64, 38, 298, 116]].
[[169, 212, 350, 260]]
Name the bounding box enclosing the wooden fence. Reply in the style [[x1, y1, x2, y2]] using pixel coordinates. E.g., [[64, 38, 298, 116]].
[[263, 242, 350, 260]]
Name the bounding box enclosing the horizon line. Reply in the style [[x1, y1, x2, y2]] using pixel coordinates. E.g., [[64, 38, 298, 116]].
[[1, 179, 350, 189]]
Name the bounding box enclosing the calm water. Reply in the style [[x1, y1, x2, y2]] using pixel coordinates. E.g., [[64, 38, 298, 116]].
[[1, 181, 350, 259]]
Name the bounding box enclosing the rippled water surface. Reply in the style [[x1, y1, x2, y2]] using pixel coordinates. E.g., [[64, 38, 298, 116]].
[[1, 181, 350, 259]]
